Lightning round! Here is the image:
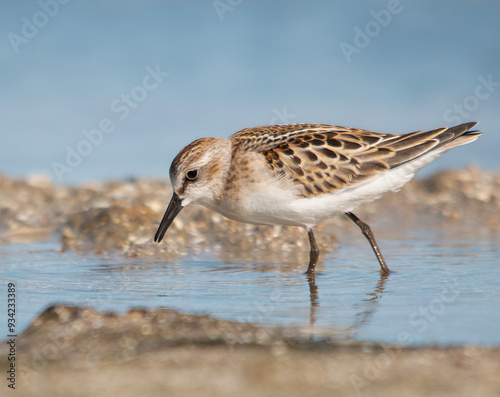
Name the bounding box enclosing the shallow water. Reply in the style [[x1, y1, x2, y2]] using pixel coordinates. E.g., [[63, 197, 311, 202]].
[[1, 226, 499, 347]]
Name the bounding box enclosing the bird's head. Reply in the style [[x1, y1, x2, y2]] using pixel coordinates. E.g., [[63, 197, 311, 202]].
[[154, 137, 231, 243]]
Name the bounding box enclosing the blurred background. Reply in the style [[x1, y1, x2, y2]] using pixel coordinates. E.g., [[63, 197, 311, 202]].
[[1, 0, 499, 185]]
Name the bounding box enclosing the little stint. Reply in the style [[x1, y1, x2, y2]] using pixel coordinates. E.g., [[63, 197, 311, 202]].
[[154, 122, 481, 275]]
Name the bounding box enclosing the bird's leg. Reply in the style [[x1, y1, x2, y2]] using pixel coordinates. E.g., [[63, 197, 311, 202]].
[[345, 212, 390, 274], [306, 228, 320, 275]]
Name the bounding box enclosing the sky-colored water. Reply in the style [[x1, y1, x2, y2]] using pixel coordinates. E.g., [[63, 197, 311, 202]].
[[1, 1, 499, 185], [1, 223, 499, 346]]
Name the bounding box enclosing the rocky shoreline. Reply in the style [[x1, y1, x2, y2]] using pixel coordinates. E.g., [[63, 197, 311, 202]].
[[1, 166, 499, 260]]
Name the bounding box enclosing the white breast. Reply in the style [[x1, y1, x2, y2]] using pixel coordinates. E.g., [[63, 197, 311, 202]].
[[208, 146, 450, 228]]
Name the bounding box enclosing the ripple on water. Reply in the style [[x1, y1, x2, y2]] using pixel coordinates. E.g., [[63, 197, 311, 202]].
[[1, 230, 499, 346]]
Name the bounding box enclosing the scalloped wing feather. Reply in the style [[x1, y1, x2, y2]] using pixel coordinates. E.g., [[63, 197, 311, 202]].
[[230, 122, 480, 198]]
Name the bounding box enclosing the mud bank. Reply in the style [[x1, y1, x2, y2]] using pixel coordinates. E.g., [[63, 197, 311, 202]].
[[1, 304, 499, 397]]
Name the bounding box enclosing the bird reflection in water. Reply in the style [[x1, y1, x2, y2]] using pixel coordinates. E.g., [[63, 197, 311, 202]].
[[305, 271, 389, 337]]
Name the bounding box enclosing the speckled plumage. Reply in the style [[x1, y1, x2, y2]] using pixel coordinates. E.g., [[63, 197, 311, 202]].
[[155, 122, 481, 274]]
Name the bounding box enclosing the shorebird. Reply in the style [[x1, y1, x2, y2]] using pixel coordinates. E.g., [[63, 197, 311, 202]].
[[154, 122, 480, 274]]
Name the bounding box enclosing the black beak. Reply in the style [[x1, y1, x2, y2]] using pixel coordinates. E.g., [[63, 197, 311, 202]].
[[154, 193, 183, 243]]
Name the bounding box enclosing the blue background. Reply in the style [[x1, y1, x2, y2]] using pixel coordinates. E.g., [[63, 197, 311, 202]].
[[1, 0, 499, 185]]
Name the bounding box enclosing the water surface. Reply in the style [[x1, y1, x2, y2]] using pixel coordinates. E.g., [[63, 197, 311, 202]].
[[1, 227, 499, 347]]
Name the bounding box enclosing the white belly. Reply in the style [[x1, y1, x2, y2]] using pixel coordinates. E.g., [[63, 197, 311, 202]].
[[205, 148, 447, 228]]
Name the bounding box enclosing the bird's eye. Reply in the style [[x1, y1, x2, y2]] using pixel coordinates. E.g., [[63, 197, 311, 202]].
[[186, 169, 198, 181]]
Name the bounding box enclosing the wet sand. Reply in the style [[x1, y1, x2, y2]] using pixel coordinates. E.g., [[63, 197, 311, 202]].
[[1, 167, 500, 395]]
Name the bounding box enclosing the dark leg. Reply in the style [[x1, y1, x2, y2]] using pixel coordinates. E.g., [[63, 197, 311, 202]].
[[306, 228, 320, 274], [345, 212, 390, 274]]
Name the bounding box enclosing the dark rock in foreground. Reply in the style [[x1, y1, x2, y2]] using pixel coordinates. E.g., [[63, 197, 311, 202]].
[[16, 304, 293, 366]]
